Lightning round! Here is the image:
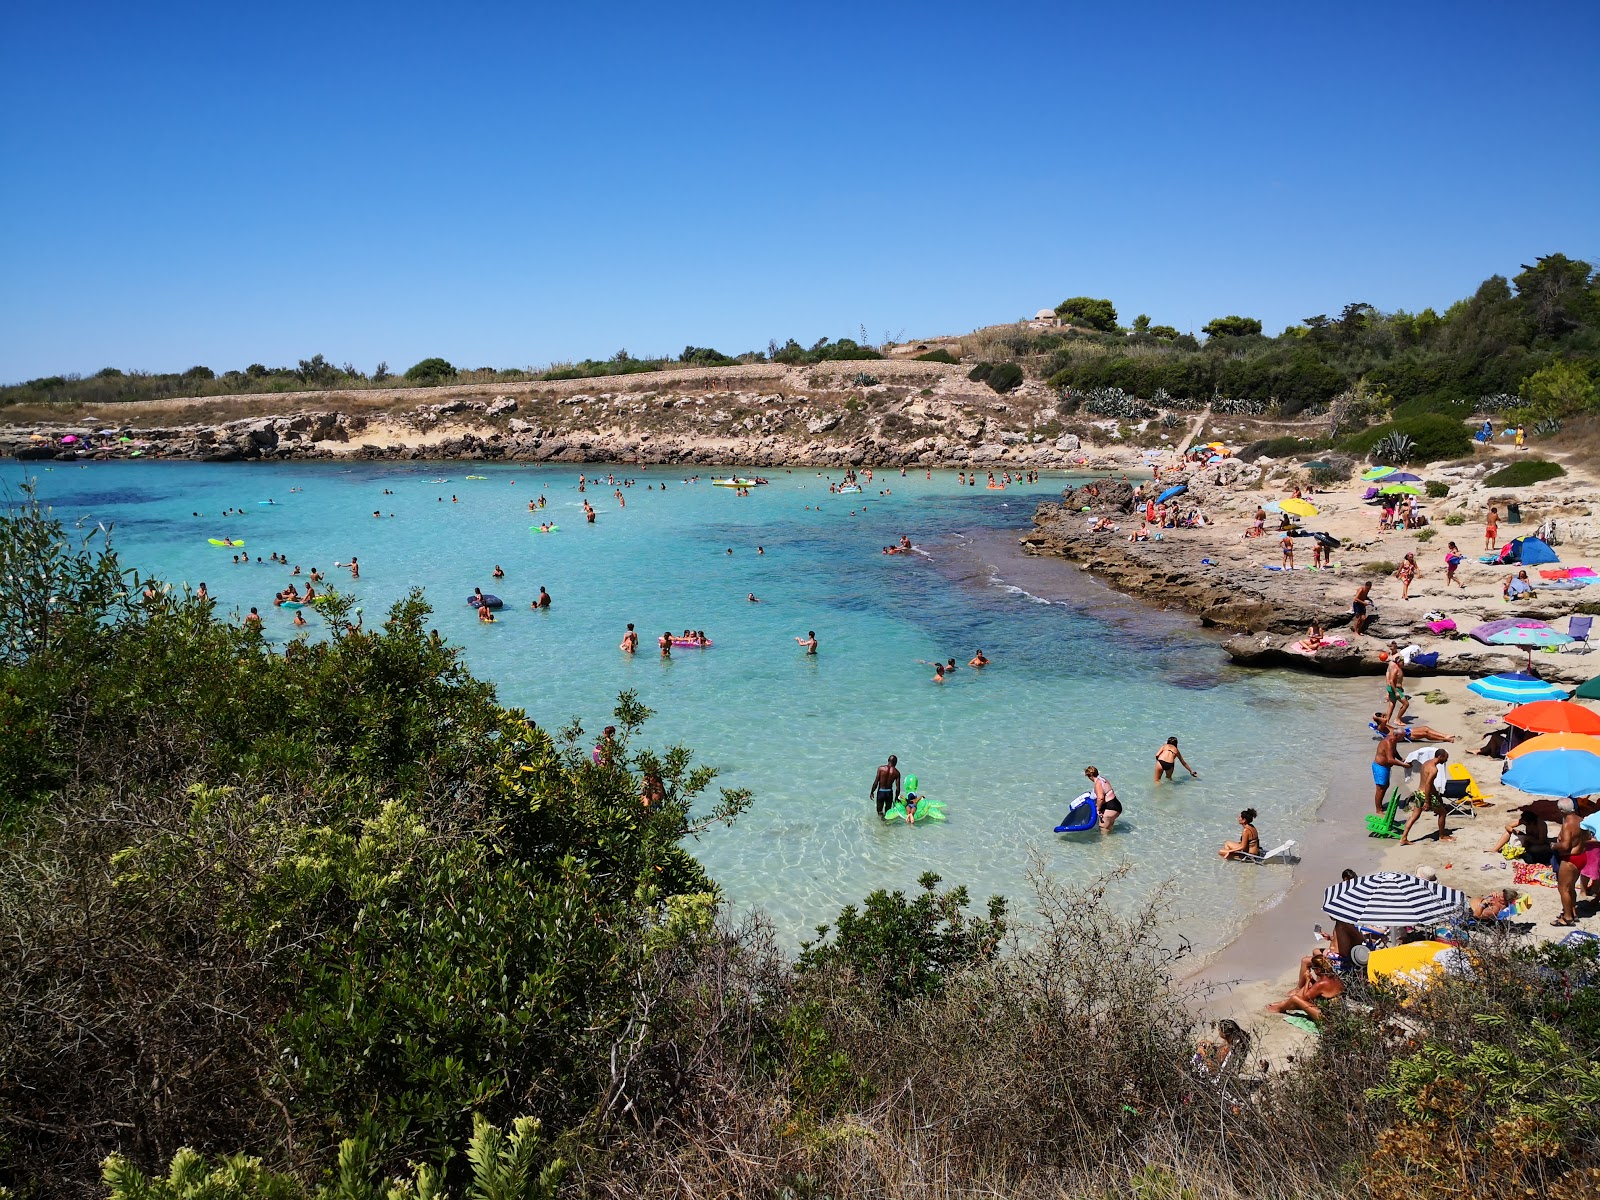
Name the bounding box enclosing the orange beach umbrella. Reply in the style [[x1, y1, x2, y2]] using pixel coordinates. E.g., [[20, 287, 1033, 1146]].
[[1506, 732, 1600, 760], [1504, 701, 1600, 736]]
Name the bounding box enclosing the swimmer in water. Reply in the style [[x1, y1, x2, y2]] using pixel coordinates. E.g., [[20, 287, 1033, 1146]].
[[933, 663, 946, 683], [293, 610, 308, 627], [748, 593, 760, 602], [796, 630, 817, 655], [621, 623, 638, 653], [493, 565, 505, 579], [659, 631, 672, 658], [1085, 766, 1121, 833], [478, 604, 495, 623], [535, 587, 551, 609], [969, 649, 989, 667]]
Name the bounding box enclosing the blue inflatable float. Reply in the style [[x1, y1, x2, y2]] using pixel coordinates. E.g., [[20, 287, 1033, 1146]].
[[468, 593, 504, 610], [1054, 792, 1098, 833]]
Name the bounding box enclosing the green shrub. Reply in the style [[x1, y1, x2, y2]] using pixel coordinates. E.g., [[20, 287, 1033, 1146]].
[[1338, 414, 1473, 463], [985, 362, 1024, 394], [1484, 460, 1566, 487], [1444, 514, 1466, 525], [915, 348, 957, 364], [1414, 528, 1436, 541], [1425, 481, 1449, 498], [403, 357, 457, 385], [1242, 435, 1331, 460], [1365, 560, 1397, 575], [968, 362, 993, 383]]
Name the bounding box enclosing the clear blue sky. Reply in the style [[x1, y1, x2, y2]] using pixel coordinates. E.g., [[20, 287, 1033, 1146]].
[[3, 1, 1596, 382]]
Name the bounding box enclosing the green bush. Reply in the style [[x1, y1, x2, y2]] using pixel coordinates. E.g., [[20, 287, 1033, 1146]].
[[1414, 528, 1436, 541], [1241, 435, 1331, 460], [403, 357, 457, 385], [1484, 459, 1567, 487], [1425, 480, 1450, 498], [1365, 560, 1397, 575], [985, 362, 1024, 393], [1338, 414, 1473, 463], [968, 362, 993, 383], [1445, 513, 1466, 525], [914, 348, 957, 364]]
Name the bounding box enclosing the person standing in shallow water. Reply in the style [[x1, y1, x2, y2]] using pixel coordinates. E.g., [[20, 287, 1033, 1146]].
[[1085, 766, 1121, 833], [871, 755, 901, 816], [1153, 737, 1199, 784]]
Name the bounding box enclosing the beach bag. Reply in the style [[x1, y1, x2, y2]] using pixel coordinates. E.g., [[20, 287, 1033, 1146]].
[[1411, 651, 1440, 670], [1426, 619, 1457, 635]]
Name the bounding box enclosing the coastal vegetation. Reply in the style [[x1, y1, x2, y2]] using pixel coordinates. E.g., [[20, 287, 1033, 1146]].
[[5, 492, 1600, 1199], [1485, 459, 1568, 487]]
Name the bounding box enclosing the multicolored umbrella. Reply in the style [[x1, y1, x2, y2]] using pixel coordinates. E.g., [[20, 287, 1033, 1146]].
[[1466, 673, 1571, 704], [1504, 701, 1600, 736], [1470, 619, 1572, 669], [1281, 498, 1318, 517], [1379, 483, 1423, 496], [1503, 736, 1600, 798], [1362, 466, 1396, 481], [1323, 871, 1467, 926]]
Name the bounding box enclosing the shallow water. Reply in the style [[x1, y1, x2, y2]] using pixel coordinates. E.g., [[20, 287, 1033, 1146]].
[[10, 460, 1362, 951]]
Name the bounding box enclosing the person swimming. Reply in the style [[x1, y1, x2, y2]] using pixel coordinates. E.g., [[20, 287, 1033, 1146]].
[[969, 649, 989, 667], [621, 623, 638, 653]]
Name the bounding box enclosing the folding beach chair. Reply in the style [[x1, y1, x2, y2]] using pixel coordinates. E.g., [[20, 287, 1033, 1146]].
[[1234, 839, 1297, 864], [1439, 778, 1476, 820], [1366, 791, 1404, 839], [1565, 614, 1592, 652]]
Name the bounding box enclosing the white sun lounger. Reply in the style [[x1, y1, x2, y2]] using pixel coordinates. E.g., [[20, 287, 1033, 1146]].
[[1235, 839, 1297, 865]]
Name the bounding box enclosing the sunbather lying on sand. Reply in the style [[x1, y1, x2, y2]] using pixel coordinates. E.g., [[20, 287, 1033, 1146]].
[[1372, 713, 1455, 742]]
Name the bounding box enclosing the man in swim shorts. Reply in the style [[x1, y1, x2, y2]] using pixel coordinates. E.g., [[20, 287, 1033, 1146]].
[[1372, 729, 1403, 813], [1351, 582, 1372, 636], [1153, 736, 1199, 784], [536, 587, 551, 609], [871, 755, 901, 816], [1383, 650, 1410, 724], [1400, 749, 1454, 846]]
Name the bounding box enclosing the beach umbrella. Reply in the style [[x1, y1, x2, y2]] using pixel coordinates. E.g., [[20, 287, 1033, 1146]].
[[1504, 701, 1600, 736], [1281, 498, 1318, 517], [1382, 472, 1422, 484], [60, 434, 77, 444], [1470, 619, 1572, 670], [1379, 483, 1423, 496], [1323, 871, 1468, 927], [1156, 484, 1187, 504], [1576, 675, 1600, 701], [1362, 466, 1396, 480], [1303, 460, 1332, 469], [1466, 673, 1571, 704], [1507, 732, 1600, 760], [1503, 739, 1600, 799]]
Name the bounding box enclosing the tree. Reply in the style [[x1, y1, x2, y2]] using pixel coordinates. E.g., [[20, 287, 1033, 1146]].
[[404, 357, 457, 385], [1054, 297, 1119, 332], [1131, 314, 1151, 335], [1201, 315, 1263, 339], [296, 354, 338, 387], [1149, 325, 1179, 341], [372, 361, 390, 382], [183, 366, 215, 381], [1520, 358, 1597, 418], [1513, 253, 1597, 339]]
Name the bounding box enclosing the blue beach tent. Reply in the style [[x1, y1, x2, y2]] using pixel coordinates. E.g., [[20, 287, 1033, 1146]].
[[1498, 536, 1558, 566]]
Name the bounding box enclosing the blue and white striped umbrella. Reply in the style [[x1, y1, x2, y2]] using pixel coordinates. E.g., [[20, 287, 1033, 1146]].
[[1323, 871, 1468, 926], [1466, 673, 1571, 704]]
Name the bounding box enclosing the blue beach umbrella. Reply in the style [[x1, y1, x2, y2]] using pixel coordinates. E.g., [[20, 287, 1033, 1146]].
[[1504, 745, 1600, 798], [1467, 673, 1571, 704], [1156, 483, 1187, 504], [1361, 466, 1396, 481], [1381, 471, 1422, 484]]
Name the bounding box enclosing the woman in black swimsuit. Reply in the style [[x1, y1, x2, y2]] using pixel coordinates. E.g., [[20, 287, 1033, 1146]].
[[1085, 766, 1121, 833]]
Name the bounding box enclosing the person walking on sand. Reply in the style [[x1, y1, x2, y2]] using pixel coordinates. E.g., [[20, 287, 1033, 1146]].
[[1400, 749, 1455, 845], [1372, 728, 1403, 813], [1444, 541, 1466, 589], [1485, 505, 1499, 552], [1351, 581, 1374, 636], [1085, 766, 1121, 833], [1384, 647, 1411, 724], [1397, 552, 1418, 601], [871, 755, 901, 817], [1154, 736, 1199, 784], [1552, 799, 1591, 927], [1280, 533, 1295, 569]]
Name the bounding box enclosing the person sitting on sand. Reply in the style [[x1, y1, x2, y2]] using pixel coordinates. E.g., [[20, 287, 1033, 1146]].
[[1472, 728, 1511, 759], [1193, 1019, 1252, 1080], [969, 649, 989, 668], [1266, 952, 1344, 1022], [1504, 570, 1532, 600], [1219, 808, 1262, 859], [1129, 525, 1149, 543], [1373, 712, 1454, 743], [1092, 517, 1118, 533], [1244, 507, 1266, 539], [1487, 809, 1554, 864]]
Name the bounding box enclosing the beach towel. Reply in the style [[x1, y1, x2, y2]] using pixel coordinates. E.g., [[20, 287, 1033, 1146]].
[[1426, 619, 1457, 635], [1571, 567, 1597, 578], [1513, 862, 1558, 889]]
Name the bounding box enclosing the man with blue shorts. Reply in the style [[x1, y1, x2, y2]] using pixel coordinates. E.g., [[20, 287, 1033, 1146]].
[[1372, 729, 1403, 814]]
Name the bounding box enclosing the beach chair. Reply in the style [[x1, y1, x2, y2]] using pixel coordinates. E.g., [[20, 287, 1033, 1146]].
[[1439, 778, 1476, 820], [1366, 790, 1404, 839], [1565, 614, 1592, 652], [1235, 839, 1297, 864]]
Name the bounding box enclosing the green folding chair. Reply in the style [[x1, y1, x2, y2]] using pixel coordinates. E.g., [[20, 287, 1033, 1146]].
[[1366, 789, 1404, 838]]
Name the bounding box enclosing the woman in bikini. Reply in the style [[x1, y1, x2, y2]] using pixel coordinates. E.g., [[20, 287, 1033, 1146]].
[[1219, 809, 1262, 859], [1085, 766, 1121, 833], [1153, 736, 1199, 784]]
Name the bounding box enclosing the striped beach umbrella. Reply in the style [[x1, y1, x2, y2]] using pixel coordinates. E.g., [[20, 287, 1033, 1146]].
[[1323, 871, 1468, 926], [1466, 673, 1570, 704]]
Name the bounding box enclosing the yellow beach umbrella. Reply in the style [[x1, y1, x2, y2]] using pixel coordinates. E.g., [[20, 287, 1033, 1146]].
[[1281, 498, 1319, 518]]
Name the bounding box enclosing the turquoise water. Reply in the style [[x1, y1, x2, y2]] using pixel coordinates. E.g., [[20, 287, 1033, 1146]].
[[9, 460, 1357, 950]]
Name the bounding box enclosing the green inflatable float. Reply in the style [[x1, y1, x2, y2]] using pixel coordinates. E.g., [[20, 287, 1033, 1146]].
[[882, 774, 945, 823]]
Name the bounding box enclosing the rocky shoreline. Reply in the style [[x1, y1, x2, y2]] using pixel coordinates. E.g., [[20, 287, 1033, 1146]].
[[1, 360, 1098, 469], [1025, 476, 1598, 682]]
